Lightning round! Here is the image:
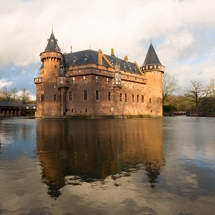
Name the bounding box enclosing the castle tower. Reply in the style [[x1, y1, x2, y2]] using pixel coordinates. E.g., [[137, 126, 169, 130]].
[[35, 32, 63, 118], [141, 44, 165, 116]]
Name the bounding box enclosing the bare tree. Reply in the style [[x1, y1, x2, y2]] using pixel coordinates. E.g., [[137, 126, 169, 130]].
[[184, 80, 210, 112], [162, 73, 178, 105], [20, 88, 30, 104], [1, 87, 12, 102], [208, 79, 215, 99], [11, 87, 18, 101]]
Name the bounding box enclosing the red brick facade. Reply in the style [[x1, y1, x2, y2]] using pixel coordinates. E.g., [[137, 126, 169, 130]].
[[34, 33, 164, 118]]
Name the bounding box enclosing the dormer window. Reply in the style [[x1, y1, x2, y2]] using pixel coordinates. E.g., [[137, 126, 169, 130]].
[[73, 56, 77, 63], [84, 55, 89, 62]]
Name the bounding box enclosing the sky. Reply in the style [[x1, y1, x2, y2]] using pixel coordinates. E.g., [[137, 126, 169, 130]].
[[1, 0, 215, 99]]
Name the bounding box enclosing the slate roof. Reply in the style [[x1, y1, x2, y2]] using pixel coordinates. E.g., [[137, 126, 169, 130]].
[[58, 56, 66, 77], [0, 102, 22, 107], [45, 33, 61, 52], [143, 44, 161, 66], [63, 50, 140, 74]]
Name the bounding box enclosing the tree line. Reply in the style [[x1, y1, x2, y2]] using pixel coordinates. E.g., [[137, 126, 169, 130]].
[[0, 87, 31, 104], [163, 73, 215, 114]]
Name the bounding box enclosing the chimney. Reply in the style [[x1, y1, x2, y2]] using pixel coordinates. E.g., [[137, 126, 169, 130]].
[[111, 48, 115, 56], [124, 55, 128, 62], [70, 45, 72, 53], [98, 49, 103, 65]]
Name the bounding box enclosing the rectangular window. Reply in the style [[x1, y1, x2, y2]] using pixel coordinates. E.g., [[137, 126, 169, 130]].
[[120, 93, 122, 101], [106, 78, 109, 84], [96, 90, 99, 100], [53, 83, 56, 88], [69, 91, 72, 100], [85, 108, 87, 113], [108, 92, 111, 101], [149, 98, 151, 103], [54, 95, 56, 100], [137, 95, 139, 102], [84, 90, 87, 100], [96, 76, 98, 82], [132, 94, 134, 102], [72, 77, 75, 83], [83, 76, 86, 82], [142, 95, 144, 103], [41, 94, 44, 101], [125, 94, 127, 102]]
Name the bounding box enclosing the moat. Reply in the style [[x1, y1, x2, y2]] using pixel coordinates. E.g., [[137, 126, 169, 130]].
[[0, 116, 215, 214]]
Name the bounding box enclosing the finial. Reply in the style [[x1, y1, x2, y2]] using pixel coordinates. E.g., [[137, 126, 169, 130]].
[[150, 38, 152, 44], [52, 24, 53, 33]]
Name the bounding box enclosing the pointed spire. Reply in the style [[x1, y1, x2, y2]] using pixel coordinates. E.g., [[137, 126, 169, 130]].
[[45, 31, 61, 52], [143, 44, 161, 66]]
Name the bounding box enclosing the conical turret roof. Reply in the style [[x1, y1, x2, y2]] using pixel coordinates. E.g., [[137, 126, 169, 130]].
[[143, 44, 161, 66], [45, 32, 61, 52]]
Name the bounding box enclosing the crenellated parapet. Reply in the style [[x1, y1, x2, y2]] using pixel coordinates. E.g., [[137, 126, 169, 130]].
[[141, 64, 165, 73], [40, 52, 62, 62]]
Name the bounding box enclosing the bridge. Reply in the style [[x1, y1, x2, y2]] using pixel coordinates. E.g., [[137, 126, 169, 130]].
[[0, 102, 36, 117]]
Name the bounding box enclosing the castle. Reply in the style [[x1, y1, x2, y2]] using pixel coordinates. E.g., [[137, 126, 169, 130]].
[[34, 32, 164, 118]]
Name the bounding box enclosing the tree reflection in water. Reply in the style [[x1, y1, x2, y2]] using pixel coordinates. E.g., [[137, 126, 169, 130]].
[[35, 119, 165, 199]]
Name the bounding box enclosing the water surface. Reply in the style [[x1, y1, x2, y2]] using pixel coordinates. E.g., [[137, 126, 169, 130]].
[[0, 116, 215, 214]]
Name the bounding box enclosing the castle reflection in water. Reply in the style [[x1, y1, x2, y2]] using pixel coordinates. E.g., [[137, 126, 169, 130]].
[[35, 119, 165, 199]]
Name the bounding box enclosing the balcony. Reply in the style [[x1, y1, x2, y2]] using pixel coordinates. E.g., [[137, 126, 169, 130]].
[[34, 77, 43, 84]]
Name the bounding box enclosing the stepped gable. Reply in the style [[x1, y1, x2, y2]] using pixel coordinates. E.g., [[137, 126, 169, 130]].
[[64, 49, 140, 74], [143, 44, 161, 66], [104, 53, 140, 75]]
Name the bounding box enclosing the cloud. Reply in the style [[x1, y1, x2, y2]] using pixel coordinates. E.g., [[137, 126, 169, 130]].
[[0, 63, 38, 95], [1, 0, 215, 94], [0, 78, 13, 89]]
